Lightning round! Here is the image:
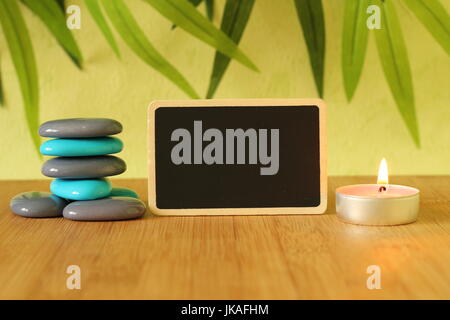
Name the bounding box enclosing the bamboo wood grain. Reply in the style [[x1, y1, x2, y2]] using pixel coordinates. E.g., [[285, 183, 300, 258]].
[[0, 176, 449, 299]]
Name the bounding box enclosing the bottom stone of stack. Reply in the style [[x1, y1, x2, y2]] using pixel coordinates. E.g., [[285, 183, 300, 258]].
[[63, 197, 146, 221], [10, 192, 68, 218]]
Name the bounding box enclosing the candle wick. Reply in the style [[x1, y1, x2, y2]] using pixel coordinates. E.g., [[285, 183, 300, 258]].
[[378, 186, 387, 193]]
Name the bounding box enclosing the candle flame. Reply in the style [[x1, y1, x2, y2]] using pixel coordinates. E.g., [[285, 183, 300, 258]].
[[377, 158, 389, 186]]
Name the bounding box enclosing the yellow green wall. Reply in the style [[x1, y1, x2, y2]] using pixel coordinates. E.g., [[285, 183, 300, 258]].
[[1, 0, 449, 180]]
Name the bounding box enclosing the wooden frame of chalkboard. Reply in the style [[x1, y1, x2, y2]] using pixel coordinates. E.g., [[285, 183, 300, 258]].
[[148, 99, 327, 216]]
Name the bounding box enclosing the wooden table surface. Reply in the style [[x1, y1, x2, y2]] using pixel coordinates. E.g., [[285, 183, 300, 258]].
[[0, 176, 449, 300]]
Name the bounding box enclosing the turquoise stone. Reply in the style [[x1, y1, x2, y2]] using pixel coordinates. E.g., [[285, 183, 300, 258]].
[[40, 137, 123, 156], [110, 187, 139, 199], [51, 178, 112, 200]]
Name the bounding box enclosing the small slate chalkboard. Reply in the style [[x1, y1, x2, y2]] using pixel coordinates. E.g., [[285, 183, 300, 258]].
[[148, 99, 327, 215]]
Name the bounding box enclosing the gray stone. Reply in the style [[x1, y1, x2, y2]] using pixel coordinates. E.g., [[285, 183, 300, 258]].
[[10, 192, 68, 218], [42, 156, 126, 179], [39, 118, 122, 138], [63, 197, 146, 221]]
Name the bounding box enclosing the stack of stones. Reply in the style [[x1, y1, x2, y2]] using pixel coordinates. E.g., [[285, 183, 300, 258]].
[[10, 118, 146, 221]]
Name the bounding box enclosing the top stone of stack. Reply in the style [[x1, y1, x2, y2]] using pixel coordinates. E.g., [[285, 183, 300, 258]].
[[39, 118, 122, 138]]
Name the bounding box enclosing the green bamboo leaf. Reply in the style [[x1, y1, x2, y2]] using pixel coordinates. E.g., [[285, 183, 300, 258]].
[[342, 0, 370, 101], [143, 0, 258, 71], [85, 0, 121, 58], [0, 0, 40, 153], [190, 0, 203, 6], [373, 0, 420, 147], [172, 0, 203, 29], [21, 0, 83, 69], [101, 0, 199, 98], [404, 0, 450, 55], [293, 0, 326, 97], [205, 0, 214, 21], [56, 0, 65, 11], [206, 0, 255, 98], [0, 67, 4, 106]]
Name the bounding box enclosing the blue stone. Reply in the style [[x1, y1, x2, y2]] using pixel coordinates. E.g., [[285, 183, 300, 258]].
[[110, 187, 139, 199], [40, 137, 123, 157], [51, 178, 112, 200]]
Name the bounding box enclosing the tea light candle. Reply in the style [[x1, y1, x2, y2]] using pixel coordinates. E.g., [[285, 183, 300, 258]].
[[336, 158, 420, 226]]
